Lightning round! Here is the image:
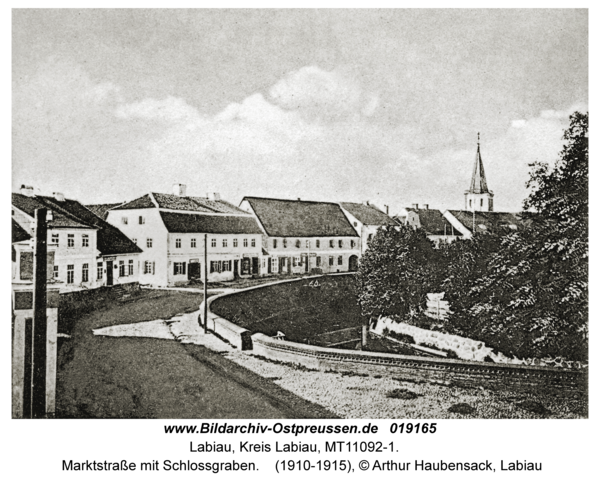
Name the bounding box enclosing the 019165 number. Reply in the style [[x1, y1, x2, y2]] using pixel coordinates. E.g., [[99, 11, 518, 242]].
[[390, 422, 436, 434]]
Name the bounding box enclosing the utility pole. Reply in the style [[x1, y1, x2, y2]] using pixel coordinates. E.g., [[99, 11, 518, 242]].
[[31, 208, 47, 418], [204, 233, 208, 334]]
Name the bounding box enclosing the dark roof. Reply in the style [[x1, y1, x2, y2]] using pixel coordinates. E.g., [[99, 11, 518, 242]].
[[159, 212, 264, 235], [12, 193, 92, 229], [448, 210, 524, 235], [243, 197, 359, 238], [12, 219, 31, 243], [339, 202, 397, 226], [36, 197, 143, 256], [111, 192, 248, 215], [110, 194, 156, 210], [85, 203, 124, 220], [413, 209, 462, 237]]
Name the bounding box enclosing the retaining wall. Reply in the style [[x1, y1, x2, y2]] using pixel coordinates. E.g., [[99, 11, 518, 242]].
[[205, 275, 587, 395]]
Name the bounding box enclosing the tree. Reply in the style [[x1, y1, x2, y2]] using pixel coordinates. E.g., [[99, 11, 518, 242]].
[[443, 112, 588, 361], [356, 225, 438, 323]]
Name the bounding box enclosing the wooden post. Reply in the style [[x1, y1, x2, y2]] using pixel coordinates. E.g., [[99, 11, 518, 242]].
[[32, 208, 48, 418], [23, 318, 33, 418], [204, 233, 208, 334]]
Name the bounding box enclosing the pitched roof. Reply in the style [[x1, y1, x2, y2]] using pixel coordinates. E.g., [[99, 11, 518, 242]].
[[85, 203, 125, 220], [448, 210, 524, 235], [467, 138, 490, 194], [109, 194, 156, 210], [414, 209, 462, 236], [339, 202, 397, 226], [243, 197, 359, 238], [12, 219, 31, 244], [12, 193, 92, 229], [159, 212, 264, 235], [110, 192, 248, 215]]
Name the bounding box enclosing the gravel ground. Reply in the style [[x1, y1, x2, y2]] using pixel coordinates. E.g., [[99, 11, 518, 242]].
[[168, 312, 588, 419]]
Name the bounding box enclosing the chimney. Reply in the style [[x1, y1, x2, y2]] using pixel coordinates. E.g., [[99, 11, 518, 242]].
[[423, 204, 429, 210], [20, 184, 34, 197], [297, 198, 301, 201], [364, 200, 370, 206], [53, 192, 65, 202], [207, 192, 221, 201], [412, 203, 419, 210], [173, 183, 187, 197]]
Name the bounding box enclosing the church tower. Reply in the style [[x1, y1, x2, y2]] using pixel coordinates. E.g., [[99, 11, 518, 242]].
[[465, 133, 494, 212]]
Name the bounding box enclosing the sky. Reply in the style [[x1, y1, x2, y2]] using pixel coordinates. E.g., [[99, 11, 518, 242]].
[[12, 9, 588, 214]]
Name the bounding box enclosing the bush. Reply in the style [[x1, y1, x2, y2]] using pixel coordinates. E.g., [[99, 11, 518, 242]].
[[448, 403, 475, 415], [386, 388, 419, 400]]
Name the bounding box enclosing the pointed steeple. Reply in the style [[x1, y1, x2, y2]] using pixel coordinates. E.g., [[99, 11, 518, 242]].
[[469, 133, 489, 194], [464, 133, 494, 212]]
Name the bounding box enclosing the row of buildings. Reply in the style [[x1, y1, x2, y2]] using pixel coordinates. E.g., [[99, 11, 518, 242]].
[[12, 184, 397, 291], [11, 138, 523, 292]]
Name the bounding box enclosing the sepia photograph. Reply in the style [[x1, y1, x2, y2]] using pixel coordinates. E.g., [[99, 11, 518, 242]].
[[11, 8, 588, 424]]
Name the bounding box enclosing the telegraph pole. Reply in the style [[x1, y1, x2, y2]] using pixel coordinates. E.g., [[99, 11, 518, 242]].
[[204, 233, 208, 334], [31, 208, 48, 418]]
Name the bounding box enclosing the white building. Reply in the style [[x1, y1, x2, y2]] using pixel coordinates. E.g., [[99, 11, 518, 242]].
[[339, 202, 398, 254], [105, 185, 264, 286], [240, 197, 361, 274], [12, 186, 141, 292]]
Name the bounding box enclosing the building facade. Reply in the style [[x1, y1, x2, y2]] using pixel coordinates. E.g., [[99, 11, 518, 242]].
[[339, 201, 398, 254], [240, 197, 361, 275], [105, 186, 264, 286]]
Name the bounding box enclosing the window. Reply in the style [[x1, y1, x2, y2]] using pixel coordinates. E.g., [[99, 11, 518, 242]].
[[233, 238, 238, 247], [338, 256, 343, 265], [354, 221, 358, 227], [295, 240, 301, 248], [211, 238, 216, 247], [469, 199, 472, 208], [251, 238, 256, 247], [146, 238, 153, 248], [174, 262, 186, 275], [367, 234, 373, 242], [68, 234, 74, 247], [329, 256, 334, 266], [122, 217, 128, 225], [222, 239, 228, 248], [351, 240, 356, 248], [306, 240, 310, 249], [82, 263, 89, 282], [210, 261, 222, 273], [329, 240, 334, 248], [191, 238, 196, 248], [132, 238, 137, 245], [67, 264, 74, 284], [273, 239, 277, 249], [283, 239, 288, 248], [316, 240, 320, 248], [316, 256, 321, 267], [139, 216, 145, 225], [222, 260, 231, 272], [119, 260, 126, 277], [175, 238, 181, 248], [281, 257, 287, 268], [97, 262, 103, 280], [51, 233, 59, 245], [128, 259, 134, 275], [243, 239, 248, 247], [53, 265, 59, 279], [144, 261, 155, 274], [293, 256, 300, 267], [338, 240, 343, 248], [82, 234, 89, 247]]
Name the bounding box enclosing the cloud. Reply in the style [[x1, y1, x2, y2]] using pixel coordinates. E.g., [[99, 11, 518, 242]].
[[115, 96, 203, 123], [268, 66, 379, 121]]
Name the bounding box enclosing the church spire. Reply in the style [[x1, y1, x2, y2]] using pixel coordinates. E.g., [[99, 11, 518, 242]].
[[468, 132, 489, 194], [464, 133, 494, 212]]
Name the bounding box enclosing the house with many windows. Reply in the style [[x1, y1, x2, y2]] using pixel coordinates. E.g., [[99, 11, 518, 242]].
[[240, 197, 361, 274], [12, 186, 141, 292], [339, 201, 398, 253], [105, 185, 264, 286]]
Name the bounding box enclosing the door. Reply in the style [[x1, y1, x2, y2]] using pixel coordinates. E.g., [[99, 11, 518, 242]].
[[188, 261, 200, 280], [349, 255, 359, 272], [234, 260, 239, 278], [268, 257, 272, 274], [106, 261, 113, 286], [252, 257, 259, 275], [303, 255, 309, 273]]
